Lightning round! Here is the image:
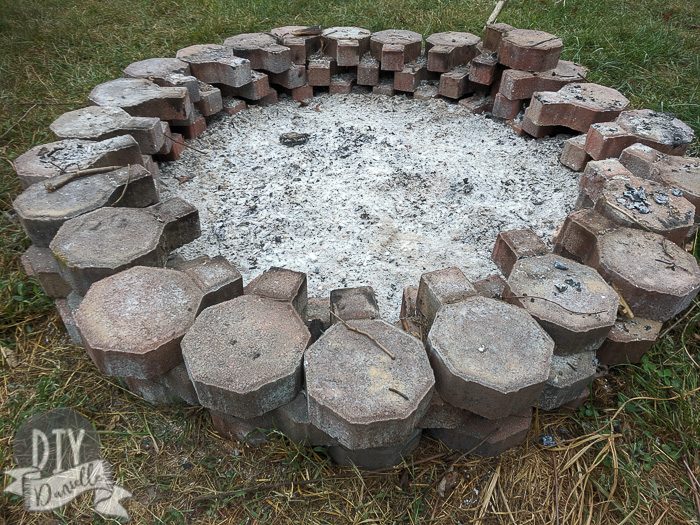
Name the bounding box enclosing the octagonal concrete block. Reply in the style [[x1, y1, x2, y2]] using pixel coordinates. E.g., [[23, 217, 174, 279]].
[[182, 295, 311, 419], [89, 78, 192, 121], [589, 227, 700, 321], [505, 254, 619, 354], [491, 228, 549, 277], [427, 408, 532, 457], [176, 44, 253, 88], [122, 363, 198, 406], [537, 351, 596, 410], [14, 165, 158, 248], [416, 267, 477, 334], [223, 33, 292, 73], [552, 208, 617, 263], [272, 391, 336, 446], [122, 57, 201, 103], [21, 245, 71, 298], [75, 266, 204, 379], [245, 266, 307, 316], [270, 26, 322, 65], [13, 136, 144, 189], [304, 319, 435, 449], [321, 27, 372, 67], [209, 409, 274, 445], [596, 317, 662, 366], [50, 106, 165, 155], [427, 296, 553, 419], [50, 198, 200, 295], [369, 29, 422, 71], [329, 286, 380, 324], [425, 32, 480, 72], [168, 255, 243, 310], [498, 29, 563, 71]]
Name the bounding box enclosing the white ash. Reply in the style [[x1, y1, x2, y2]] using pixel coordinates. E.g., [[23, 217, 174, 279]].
[[160, 93, 579, 320]]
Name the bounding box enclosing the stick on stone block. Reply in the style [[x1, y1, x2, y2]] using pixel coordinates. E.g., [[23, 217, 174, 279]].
[[330, 286, 380, 323]]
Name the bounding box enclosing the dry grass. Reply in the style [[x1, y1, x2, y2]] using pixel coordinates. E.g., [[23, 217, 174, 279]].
[[1, 0, 700, 523]]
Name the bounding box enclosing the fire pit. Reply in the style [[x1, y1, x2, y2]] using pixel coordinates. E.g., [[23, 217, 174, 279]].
[[13, 24, 700, 469]]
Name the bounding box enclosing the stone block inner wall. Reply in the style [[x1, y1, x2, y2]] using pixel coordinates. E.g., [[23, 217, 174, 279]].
[[12, 22, 699, 471]]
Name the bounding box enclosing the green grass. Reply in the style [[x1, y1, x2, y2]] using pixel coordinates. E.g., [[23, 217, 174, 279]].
[[1, 1, 699, 523]]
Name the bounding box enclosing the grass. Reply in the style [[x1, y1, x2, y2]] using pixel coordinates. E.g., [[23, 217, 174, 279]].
[[1, 0, 699, 523]]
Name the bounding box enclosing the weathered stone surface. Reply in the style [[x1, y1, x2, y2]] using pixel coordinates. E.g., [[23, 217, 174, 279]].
[[50, 106, 165, 155], [223, 97, 247, 116], [223, 33, 292, 73], [168, 255, 243, 311], [372, 79, 395, 97], [588, 171, 696, 245], [269, 26, 322, 65], [329, 286, 380, 324], [620, 143, 700, 221], [596, 317, 662, 366], [89, 78, 192, 121], [468, 51, 499, 85], [498, 29, 563, 71], [369, 30, 422, 71], [327, 429, 422, 469], [552, 208, 617, 263], [272, 391, 335, 446], [245, 266, 307, 316], [473, 274, 507, 300], [14, 165, 158, 248], [576, 158, 634, 208], [524, 83, 630, 133], [427, 408, 532, 456], [416, 267, 477, 333], [426, 32, 480, 73], [268, 63, 307, 89], [537, 351, 596, 410], [182, 295, 310, 418], [291, 84, 314, 103], [492, 228, 549, 277], [394, 57, 428, 93], [483, 23, 514, 52], [75, 266, 207, 379], [492, 93, 522, 120], [304, 296, 330, 341], [438, 65, 474, 99], [505, 254, 619, 354], [122, 363, 199, 405], [209, 409, 274, 445], [427, 297, 553, 419], [305, 319, 435, 449], [50, 198, 200, 295], [54, 291, 83, 345], [321, 27, 372, 67], [499, 61, 587, 101], [418, 392, 461, 429], [307, 53, 336, 86], [560, 134, 590, 172], [222, 70, 271, 100], [13, 136, 144, 188], [458, 92, 493, 113], [195, 81, 223, 116], [176, 44, 252, 88], [357, 53, 380, 86], [589, 227, 700, 321], [21, 246, 70, 299], [123, 57, 200, 102], [585, 109, 695, 161]]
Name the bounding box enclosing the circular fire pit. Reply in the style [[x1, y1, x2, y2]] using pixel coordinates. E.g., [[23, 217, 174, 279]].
[[13, 24, 700, 469]]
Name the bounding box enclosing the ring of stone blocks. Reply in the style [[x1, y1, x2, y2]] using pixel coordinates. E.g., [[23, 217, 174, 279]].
[[10, 23, 700, 464]]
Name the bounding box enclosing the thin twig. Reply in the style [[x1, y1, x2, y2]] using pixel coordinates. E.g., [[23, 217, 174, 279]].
[[611, 283, 634, 319], [328, 309, 396, 360], [163, 132, 207, 154], [388, 387, 409, 400], [44, 165, 124, 192], [682, 458, 700, 519], [508, 294, 611, 315], [110, 166, 132, 206], [485, 0, 509, 27]]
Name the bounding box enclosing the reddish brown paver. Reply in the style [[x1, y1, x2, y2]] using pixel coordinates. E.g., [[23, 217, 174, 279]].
[[468, 51, 499, 85], [304, 319, 435, 449], [182, 295, 311, 418], [416, 267, 477, 332], [552, 208, 617, 263], [498, 29, 563, 72], [13, 136, 144, 188], [427, 296, 553, 419], [50, 106, 165, 155], [394, 57, 428, 93], [89, 78, 193, 121], [492, 228, 550, 277], [426, 31, 480, 73], [620, 143, 700, 221], [589, 227, 700, 321], [370, 29, 422, 71], [357, 53, 380, 86], [596, 317, 662, 366], [223, 32, 292, 73], [269, 26, 322, 65], [14, 165, 158, 248], [505, 254, 619, 354], [499, 60, 587, 101], [307, 53, 337, 86], [492, 93, 522, 120], [123, 57, 200, 104], [560, 134, 590, 172], [524, 83, 630, 133], [482, 23, 514, 52], [176, 44, 252, 87], [438, 65, 473, 99], [321, 27, 372, 67], [50, 198, 200, 295], [224, 70, 271, 100], [268, 63, 307, 89], [585, 109, 695, 161], [473, 274, 508, 300]]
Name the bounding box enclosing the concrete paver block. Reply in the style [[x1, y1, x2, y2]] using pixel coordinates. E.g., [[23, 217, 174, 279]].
[[427, 296, 553, 419], [14, 165, 158, 248], [272, 391, 336, 446], [168, 255, 244, 310], [89, 78, 192, 121], [123, 57, 200, 103], [370, 29, 423, 71], [560, 134, 591, 172], [21, 245, 72, 298], [182, 295, 311, 418], [505, 254, 618, 354], [305, 319, 435, 449], [491, 228, 549, 277], [482, 23, 514, 52], [357, 53, 380, 86], [498, 29, 563, 71], [468, 51, 499, 85], [327, 429, 422, 470], [245, 266, 307, 316], [321, 27, 372, 67], [122, 363, 198, 405], [176, 44, 252, 88], [399, 285, 422, 339], [13, 136, 144, 188], [473, 274, 507, 300], [499, 60, 587, 101], [393, 57, 428, 93], [329, 286, 380, 324], [426, 32, 481, 73], [223, 32, 292, 73], [416, 267, 477, 333], [50, 198, 200, 295], [537, 351, 596, 410], [596, 317, 662, 366], [552, 208, 617, 263], [209, 409, 274, 445], [269, 26, 322, 65], [438, 65, 474, 99]]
